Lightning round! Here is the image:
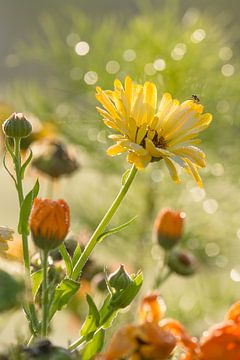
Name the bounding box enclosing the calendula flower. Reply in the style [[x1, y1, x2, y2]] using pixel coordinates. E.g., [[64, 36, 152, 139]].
[[29, 198, 70, 250], [0, 226, 14, 256], [99, 323, 176, 360], [200, 322, 240, 360], [96, 76, 212, 187], [154, 208, 186, 249]]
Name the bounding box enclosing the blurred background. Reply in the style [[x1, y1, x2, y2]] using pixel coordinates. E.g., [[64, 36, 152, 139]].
[[0, 0, 240, 349]]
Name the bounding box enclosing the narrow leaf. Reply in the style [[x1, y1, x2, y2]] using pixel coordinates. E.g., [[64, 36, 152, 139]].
[[72, 243, 82, 268], [81, 329, 105, 360], [59, 243, 73, 276], [20, 148, 33, 179], [31, 269, 43, 298], [80, 295, 100, 338], [121, 168, 130, 185], [97, 216, 137, 244], [18, 179, 39, 235]]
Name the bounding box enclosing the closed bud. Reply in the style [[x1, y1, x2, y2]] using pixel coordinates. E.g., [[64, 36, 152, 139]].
[[32, 140, 79, 179], [153, 208, 185, 249], [108, 265, 132, 291], [167, 248, 197, 276], [29, 198, 70, 250], [2, 112, 32, 138]]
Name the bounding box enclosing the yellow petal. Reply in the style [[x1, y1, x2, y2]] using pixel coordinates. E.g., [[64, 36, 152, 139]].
[[107, 144, 127, 156], [127, 152, 151, 169], [145, 138, 172, 158], [164, 158, 181, 184], [143, 81, 157, 124], [184, 159, 203, 188]]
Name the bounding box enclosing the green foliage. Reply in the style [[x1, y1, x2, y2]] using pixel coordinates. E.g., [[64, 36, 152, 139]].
[[0, 270, 25, 312], [18, 179, 39, 235]]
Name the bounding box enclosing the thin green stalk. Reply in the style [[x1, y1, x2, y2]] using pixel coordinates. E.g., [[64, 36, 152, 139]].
[[71, 165, 138, 281], [41, 249, 49, 337], [13, 138, 39, 334], [14, 138, 30, 272]]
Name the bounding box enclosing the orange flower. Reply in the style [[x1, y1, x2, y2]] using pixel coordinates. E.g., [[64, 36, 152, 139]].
[[29, 198, 70, 250], [100, 323, 176, 360], [160, 319, 200, 359], [225, 301, 240, 324], [200, 322, 240, 360], [154, 208, 185, 249], [139, 293, 166, 324]]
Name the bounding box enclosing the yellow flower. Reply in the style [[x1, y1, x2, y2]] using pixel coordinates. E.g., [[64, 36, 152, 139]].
[[96, 76, 213, 187], [0, 226, 14, 256]]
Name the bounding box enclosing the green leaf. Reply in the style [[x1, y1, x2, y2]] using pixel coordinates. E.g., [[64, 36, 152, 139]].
[[49, 278, 80, 319], [5, 139, 16, 163], [97, 216, 137, 244], [31, 269, 43, 298], [72, 243, 82, 268], [81, 329, 105, 360], [20, 148, 33, 179], [18, 179, 39, 235], [121, 168, 130, 185], [59, 243, 73, 276], [80, 295, 100, 338]]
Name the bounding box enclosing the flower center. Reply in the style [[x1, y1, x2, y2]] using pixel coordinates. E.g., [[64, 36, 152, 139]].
[[152, 132, 167, 149]]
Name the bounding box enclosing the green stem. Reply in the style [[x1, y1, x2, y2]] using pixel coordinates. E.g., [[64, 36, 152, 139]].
[[13, 138, 39, 334], [154, 252, 172, 288], [14, 138, 30, 272], [41, 249, 49, 337], [71, 165, 138, 281]]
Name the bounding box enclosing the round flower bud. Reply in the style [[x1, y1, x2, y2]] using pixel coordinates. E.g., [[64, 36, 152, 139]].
[[167, 249, 197, 276], [108, 265, 132, 291], [153, 208, 185, 249], [29, 198, 70, 250], [31, 140, 79, 179], [2, 112, 32, 139]]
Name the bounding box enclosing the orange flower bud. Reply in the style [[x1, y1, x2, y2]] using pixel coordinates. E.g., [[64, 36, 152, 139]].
[[153, 208, 185, 249], [29, 198, 70, 250], [139, 293, 166, 324]]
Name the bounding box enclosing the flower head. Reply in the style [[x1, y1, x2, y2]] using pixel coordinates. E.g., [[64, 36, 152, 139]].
[[29, 198, 70, 250], [0, 226, 14, 256], [96, 76, 212, 187], [154, 208, 185, 249], [31, 140, 79, 179], [2, 112, 32, 139]]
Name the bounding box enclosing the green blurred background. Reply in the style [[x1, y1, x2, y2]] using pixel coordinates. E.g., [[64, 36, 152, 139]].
[[0, 0, 240, 349]]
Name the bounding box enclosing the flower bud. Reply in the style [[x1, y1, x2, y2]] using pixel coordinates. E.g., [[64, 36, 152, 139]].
[[167, 249, 197, 276], [108, 265, 132, 291], [153, 208, 185, 249], [29, 198, 70, 250], [31, 140, 79, 179], [2, 112, 32, 138]]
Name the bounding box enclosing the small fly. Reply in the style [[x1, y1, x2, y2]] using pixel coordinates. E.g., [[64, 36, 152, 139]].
[[191, 94, 200, 103]]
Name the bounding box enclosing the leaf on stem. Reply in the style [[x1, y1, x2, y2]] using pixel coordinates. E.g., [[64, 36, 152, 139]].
[[49, 278, 80, 319], [59, 243, 73, 276], [72, 243, 82, 268], [31, 269, 43, 298], [97, 216, 138, 244], [20, 148, 33, 179], [18, 179, 39, 235], [3, 153, 17, 187], [121, 168, 131, 185], [80, 295, 100, 338], [81, 329, 105, 360]]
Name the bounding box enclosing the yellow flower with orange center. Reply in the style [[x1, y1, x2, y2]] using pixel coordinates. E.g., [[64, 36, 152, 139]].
[[29, 198, 70, 250], [96, 76, 213, 187]]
